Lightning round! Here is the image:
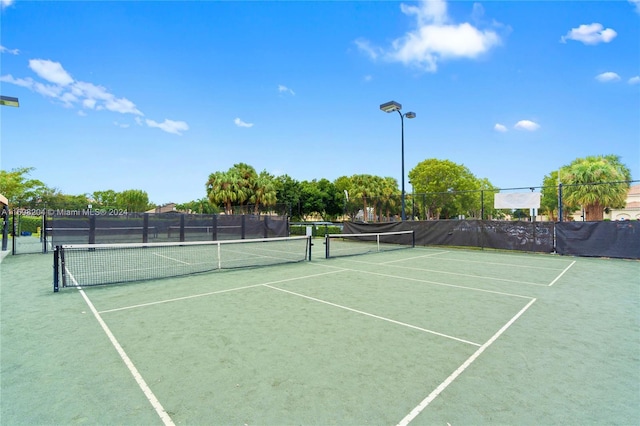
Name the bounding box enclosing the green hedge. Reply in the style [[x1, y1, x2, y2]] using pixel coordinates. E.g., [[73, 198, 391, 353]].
[[290, 224, 342, 237], [8, 216, 42, 235]]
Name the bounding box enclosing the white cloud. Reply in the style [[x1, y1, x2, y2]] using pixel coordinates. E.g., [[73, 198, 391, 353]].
[[630, 0, 640, 14], [0, 74, 33, 89], [0, 45, 19, 55], [1, 0, 14, 10], [113, 121, 130, 129], [278, 85, 295, 96], [595, 72, 621, 82], [363, 75, 373, 83], [354, 38, 382, 60], [1, 56, 188, 134], [514, 120, 540, 131], [357, 0, 502, 72], [628, 76, 640, 85], [29, 59, 74, 86], [234, 117, 254, 128], [146, 119, 189, 135], [560, 23, 617, 45], [494, 123, 507, 132]]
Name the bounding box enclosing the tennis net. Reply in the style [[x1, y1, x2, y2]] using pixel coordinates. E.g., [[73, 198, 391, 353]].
[[324, 230, 415, 258], [53, 235, 312, 291]]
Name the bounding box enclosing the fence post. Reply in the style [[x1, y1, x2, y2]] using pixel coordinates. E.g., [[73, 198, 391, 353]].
[[558, 183, 563, 222]]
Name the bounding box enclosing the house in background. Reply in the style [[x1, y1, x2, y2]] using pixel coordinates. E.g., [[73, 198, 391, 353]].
[[146, 203, 177, 214], [606, 184, 640, 221]]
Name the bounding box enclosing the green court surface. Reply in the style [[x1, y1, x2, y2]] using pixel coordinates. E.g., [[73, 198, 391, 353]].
[[1, 244, 638, 425]]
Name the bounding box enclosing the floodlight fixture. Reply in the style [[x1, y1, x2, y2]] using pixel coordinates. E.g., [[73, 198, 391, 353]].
[[0, 96, 19, 107], [379, 100, 401, 113], [405, 111, 416, 119]]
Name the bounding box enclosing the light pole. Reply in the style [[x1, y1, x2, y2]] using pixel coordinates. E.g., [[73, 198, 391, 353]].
[[1, 96, 19, 252], [380, 100, 415, 221]]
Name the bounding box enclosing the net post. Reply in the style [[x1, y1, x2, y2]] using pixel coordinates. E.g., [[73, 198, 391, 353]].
[[241, 215, 246, 239], [89, 215, 96, 244], [264, 216, 269, 239], [411, 230, 415, 248], [11, 208, 16, 255], [325, 234, 330, 259], [179, 214, 185, 242], [41, 210, 47, 253], [143, 213, 149, 243], [307, 235, 312, 261], [53, 246, 59, 292], [211, 215, 218, 241]]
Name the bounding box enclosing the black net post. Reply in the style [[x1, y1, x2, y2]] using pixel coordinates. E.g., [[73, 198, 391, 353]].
[[558, 183, 563, 222], [263, 216, 269, 238], [211, 215, 218, 241], [1, 204, 8, 252], [325, 235, 330, 259], [41, 211, 47, 253], [53, 246, 59, 292], [11, 209, 16, 255], [180, 214, 185, 242], [241, 215, 246, 239], [89, 215, 96, 244], [143, 213, 149, 243]]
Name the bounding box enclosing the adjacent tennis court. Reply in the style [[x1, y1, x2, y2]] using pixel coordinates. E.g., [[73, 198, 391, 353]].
[[1, 239, 638, 425]]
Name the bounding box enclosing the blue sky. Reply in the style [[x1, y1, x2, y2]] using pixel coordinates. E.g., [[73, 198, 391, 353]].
[[1, 0, 639, 206]]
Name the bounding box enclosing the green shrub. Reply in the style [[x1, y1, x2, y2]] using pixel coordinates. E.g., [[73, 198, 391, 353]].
[[8, 216, 42, 235], [289, 224, 342, 237]]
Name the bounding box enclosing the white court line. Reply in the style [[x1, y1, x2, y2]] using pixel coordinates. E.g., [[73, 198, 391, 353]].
[[381, 251, 450, 264], [344, 259, 548, 287], [316, 262, 533, 300], [397, 297, 537, 426], [263, 284, 481, 347], [396, 249, 570, 271], [67, 270, 175, 426], [99, 269, 347, 314], [152, 252, 191, 265], [548, 260, 576, 286]]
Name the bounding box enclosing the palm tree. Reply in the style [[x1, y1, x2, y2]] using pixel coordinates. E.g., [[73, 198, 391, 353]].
[[229, 163, 258, 210], [206, 171, 238, 214], [380, 177, 400, 221], [251, 170, 277, 214], [561, 155, 631, 221], [351, 174, 380, 222]]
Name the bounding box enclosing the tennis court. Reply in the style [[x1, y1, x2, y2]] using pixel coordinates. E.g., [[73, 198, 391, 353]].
[[1, 238, 638, 425]]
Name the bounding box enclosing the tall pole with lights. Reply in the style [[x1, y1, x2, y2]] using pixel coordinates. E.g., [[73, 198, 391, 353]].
[[0, 96, 19, 252], [380, 100, 415, 221]]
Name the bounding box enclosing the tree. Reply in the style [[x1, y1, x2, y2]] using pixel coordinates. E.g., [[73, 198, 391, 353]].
[[116, 189, 151, 212], [560, 155, 631, 221], [206, 171, 237, 214], [408, 159, 483, 219], [176, 198, 219, 214], [0, 167, 49, 205], [251, 170, 277, 214], [91, 190, 119, 209], [379, 177, 401, 221], [350, 174, 378, 221], [274, 174, 302, 219]]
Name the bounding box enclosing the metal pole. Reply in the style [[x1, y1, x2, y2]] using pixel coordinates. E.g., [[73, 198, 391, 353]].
[[399, 110, 406, 221], [558, 183, 563, 222]]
